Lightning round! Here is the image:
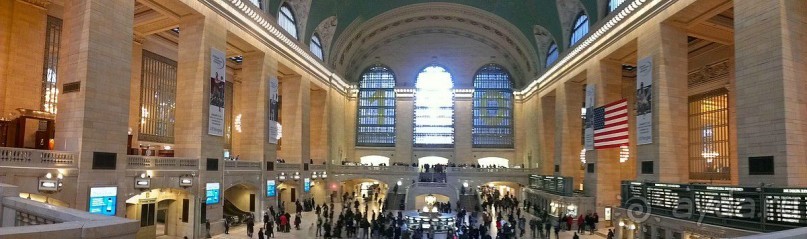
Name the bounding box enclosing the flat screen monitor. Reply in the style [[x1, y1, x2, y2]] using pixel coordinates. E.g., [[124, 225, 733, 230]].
[[88, 186, 117, 216], [206, 183, 220, 204]]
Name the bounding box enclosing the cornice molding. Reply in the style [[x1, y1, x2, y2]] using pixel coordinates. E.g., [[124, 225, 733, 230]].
[[18, 0, 49, 9]]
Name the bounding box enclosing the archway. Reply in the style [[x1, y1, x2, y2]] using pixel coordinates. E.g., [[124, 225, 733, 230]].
[[223, 183, 258, 226], [340, 178, 390, 215], [413, 193, 450, 212], [125, 188, 191, 238], [417, 156, 449, 169], [477, 157, 510, 168], [360, 155, 390, 166]]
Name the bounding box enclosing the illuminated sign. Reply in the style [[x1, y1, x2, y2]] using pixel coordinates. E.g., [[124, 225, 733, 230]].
[[206, 183, 220, 204], [304, 178, 311, 192], [134, 178, 150, 189], [267, 180, 276, 197], [89, 187, 117, 216]]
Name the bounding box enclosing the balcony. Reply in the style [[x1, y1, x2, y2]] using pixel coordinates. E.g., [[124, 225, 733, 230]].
[[274, 163, 301, 171], [0, 147, 76, 169], [329, 165, 417, 175], [126, 155, 198, 170]]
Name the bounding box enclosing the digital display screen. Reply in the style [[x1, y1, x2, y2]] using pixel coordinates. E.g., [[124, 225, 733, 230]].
[[267, 180, 276, 197], [88, 187, 117, 216], [206, 183, 220, 204], [304, 178, 311, 192]]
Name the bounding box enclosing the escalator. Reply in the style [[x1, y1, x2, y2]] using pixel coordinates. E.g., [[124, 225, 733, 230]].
[[223, 199, 253, 226]]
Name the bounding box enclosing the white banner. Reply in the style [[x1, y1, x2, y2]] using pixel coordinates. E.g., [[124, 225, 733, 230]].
[[208, 48, 226, 136], [584, 84, 595, 150], [268, 76, 280, 144], [636, 56, 653, 145]]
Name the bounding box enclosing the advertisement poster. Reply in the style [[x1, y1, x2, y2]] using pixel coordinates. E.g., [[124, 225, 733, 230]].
[[636, 56, 653, 145], [268, 76, 281, 144], [304, 178, 311, 192], [88, 187, 117, 216], [267, 180, 276, 197], [206, 183, 220, 204], [584, 84, 595, 150], [208, 48, 226, 136]]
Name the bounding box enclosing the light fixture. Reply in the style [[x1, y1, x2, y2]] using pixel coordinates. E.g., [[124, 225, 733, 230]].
[[422, 206, 429, 212], [45, 173, 52, 179], [462, 182, 469, 188], [397, 180, 402, 186], [135, 172, 151, 189], [618, 221, 625, 227], [38, 172, 63, 192], [312, 172, 319, 179], [619, 145, 630, 163], [278, 172, 287, 182], [292, 172, 300, 181], [179, 175, 193, 187], [140, 173, 147, 179], [425, 194, 436, 206], [629, 224, 636, 230], [320, 172, 327, 179]]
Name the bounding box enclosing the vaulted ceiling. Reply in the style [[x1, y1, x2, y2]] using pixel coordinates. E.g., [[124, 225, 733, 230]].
[[263, 0, 608, 87]]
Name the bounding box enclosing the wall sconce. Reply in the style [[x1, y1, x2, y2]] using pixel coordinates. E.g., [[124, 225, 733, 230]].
[[462, 182, 469, 188], [618, 221, 625, 227], [292, 172, 300, 181], [134, 173, 151, 189], [179, 175, 193, 188], [397, 180, 402, 186], [320, 172, 327, 179], [38, 172, 63, 192], [278, 172, 287, 182], [312, 172, 319, 179]]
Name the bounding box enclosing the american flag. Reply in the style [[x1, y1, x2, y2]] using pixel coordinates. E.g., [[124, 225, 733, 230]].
[[591, 99, 629, 149]]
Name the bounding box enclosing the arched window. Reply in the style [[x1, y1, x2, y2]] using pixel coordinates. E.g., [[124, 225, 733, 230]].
[[249, 0, 262, 9], [472, 64, 514, 148], [545, 42, 559, 67], [310, 33, 324, 60], [414, 65, 454, 147], [608, 0, 627, 13], [357, 65, 396, 146], [570, 13, 589, 46], [278, 3, 298, 39]]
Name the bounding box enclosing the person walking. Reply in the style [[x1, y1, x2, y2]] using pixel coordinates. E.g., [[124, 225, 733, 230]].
[[317, 216, 323, 237], [247, 218, 255, 238], [258, 228, 265, 239], [294, 213, 302, 230], [577, 214, 585, 234], [224, 217, 230, 234], [205, 219, 211, 238], [607, 229, 615, 239], [267, 220, 275, 238], [573, 232, 580, 239]]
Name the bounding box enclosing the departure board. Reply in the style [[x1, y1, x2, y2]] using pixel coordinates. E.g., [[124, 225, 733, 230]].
[[528, 175, 573, 196], [646, 183, 684, 211], [691, 185, 760, 222], [764, 188, 807, 225]]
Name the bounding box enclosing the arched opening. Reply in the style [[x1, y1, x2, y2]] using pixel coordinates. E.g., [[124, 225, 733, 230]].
[[359, 155, 390, 166], [414, 65, 454, 147], [417, 156, 449, 169], [340, 179, 390, 215], [223, 183, 258, 227], [477, 157, 510, 168], [125, 188, 192, 238]]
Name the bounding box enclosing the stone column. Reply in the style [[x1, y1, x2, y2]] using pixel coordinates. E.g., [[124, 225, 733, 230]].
[[127, 38, 144, 146], [583, 59, 624, 212], [174, 12, 228, 230], [635, 22, 689, 183], [310, 88, 328, 164], [538, 95, 556, 175], [54, 0, 133, 211], [279, 75, 310, 164], [735, 0, 807, 186], [554, 82, 584, 185], [0, 0, 47, 116], [454, 97, 473, 165], [233, 51, 277, 162], [395, 95, 414, 164]]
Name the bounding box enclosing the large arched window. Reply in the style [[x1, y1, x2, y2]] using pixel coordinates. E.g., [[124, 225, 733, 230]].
[[545, 42, 559, 67], [414, 65, 454, 147], [357, 65, 396, 146], [472, 64, 514, 148], [570, 13, 589, 46], [608, 0, 627, 13], [278, 3, 298, 39], [310, 33, 324, 60]]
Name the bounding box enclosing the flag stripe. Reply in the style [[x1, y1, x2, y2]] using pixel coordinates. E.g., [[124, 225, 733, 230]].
[[592, 99, 630, 148]]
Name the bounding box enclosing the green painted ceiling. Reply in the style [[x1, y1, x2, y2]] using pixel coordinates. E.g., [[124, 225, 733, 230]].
[[266, 0, 602, 54]]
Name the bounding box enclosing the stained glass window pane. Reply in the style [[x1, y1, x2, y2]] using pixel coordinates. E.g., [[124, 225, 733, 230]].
[[357, 65, 396, 146], [414, 65, 454, 147], [472, 64, 513, 148]]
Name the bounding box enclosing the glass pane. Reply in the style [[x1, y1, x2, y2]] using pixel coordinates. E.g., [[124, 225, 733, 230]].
[[357, 66, 396, 146], [472, 64, 514, 148], [414, 66, 454, 146]]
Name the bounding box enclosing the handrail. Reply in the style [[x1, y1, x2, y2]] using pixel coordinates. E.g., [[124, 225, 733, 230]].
[[126, 156, 198, 170], [0, 147, 76, 168], [274, 163, 301, 171], [224, 161, 262, 171]]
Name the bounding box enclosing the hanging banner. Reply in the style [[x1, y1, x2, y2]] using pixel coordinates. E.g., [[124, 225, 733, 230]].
[[584, 84, 596, 150], [208, 48, 226, 136], [268, 76, 280, 144], [636, 56, 653, 145]]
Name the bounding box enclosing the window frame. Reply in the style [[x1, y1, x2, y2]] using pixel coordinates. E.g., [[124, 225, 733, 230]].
[[545, 42, 559, 68], [356, 65, 397, 147], [570, 12, 589, 47], [310, 33, 324, 60], [607, 0, 627, 13], [472, 64, 514, 148], [278, 3, 298, 40]]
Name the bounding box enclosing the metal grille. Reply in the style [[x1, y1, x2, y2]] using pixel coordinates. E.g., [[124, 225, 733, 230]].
[[41, 16, 62, 114], [472, 64, 514, 148], [138, 50, 177, 143], [15, 211, 56, 226], [357, 65, 396, 146], [688, 88, 730, 181]]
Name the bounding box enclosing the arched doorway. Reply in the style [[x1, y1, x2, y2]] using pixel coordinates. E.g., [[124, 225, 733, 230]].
[[340, 179, 390, 215], [360, 155, 390, 166], [223, 183, 258, 226], [413, 193, 450, 211], [125, 188, 192, 238], [477, 157, 510, 168]]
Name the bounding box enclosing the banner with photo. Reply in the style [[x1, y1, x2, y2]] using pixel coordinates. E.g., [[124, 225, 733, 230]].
[[636, 56, 653, 145], [208, 48, 226, 136], [268, 76, 280, 144], [584, 84, 595, 150]]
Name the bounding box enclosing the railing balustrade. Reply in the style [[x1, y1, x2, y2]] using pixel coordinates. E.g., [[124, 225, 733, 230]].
[[224, 161, 262, 171], [126, 156, 198, 170], [0, 147, 76, 168]]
